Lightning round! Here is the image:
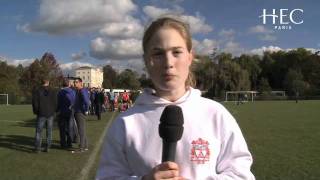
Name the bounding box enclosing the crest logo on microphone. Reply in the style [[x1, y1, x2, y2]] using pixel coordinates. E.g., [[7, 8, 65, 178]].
[[190, 138, 210, 164]]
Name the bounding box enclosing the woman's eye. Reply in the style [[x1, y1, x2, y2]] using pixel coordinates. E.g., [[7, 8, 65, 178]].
[[173, 51, 182, 56]]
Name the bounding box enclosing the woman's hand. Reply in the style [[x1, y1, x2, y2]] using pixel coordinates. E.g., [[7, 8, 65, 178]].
[[142, 161, 185, 180]]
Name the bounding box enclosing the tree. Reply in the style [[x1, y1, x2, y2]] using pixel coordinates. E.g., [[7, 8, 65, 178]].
[[237, 54, 261, 90], [19, 52, 63, 101], [258, 78, 272, 95], [102, 65, 118, 89], [39, 52, 64, 87], [138, 73, 154, 89], [116, 69, 141, 90], [0, 61, 21, 104], [193, 55, 215, 91], [284, 69, 309, 96], [215, 53, 250, 97]]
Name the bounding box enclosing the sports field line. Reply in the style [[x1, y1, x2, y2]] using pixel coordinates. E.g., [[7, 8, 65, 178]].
[[0, 120, 25, 123], [79, 112, 116, 180]]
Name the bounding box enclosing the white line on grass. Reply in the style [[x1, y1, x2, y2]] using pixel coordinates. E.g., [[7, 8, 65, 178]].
[[78, 112, 116, 180], [0, 120, 25, 123]]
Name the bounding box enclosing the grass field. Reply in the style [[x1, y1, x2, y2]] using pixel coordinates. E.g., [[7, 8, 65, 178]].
[[0, 105, 115, 180], [0, 101, 319, 180], [223, 100, 320, 180]]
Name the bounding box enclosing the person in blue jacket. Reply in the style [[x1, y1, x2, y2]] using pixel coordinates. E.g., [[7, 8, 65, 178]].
[[72, 77, 90, 153], [57, 78, 76, 149]]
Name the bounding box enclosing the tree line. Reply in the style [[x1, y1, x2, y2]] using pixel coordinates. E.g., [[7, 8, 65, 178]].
[[193, 48, 320, 99], [1, 48, 320, 104]]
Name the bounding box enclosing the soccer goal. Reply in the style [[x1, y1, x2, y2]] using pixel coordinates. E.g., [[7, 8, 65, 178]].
[[0, 94, 9, 105], [225, 91, 258, 102]]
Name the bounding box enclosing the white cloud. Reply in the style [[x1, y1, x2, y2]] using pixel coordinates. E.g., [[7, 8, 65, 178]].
[[6, 58, 35, 67], [192, 39, 219, 55], [20, 0, 137, 34], [259, 34, 277, 41], [90, 37, 142, 60], [71, 51, 87, 61], [99, 16, 143, 39], [249, 46, 283, 55], [103, 59, 145, 74], [249, 25, 277, 42], [143, 6, 213, 34], [305, 48, 320, 54], [60, 61, 93, 70], [219, 29, 235, 38], [223, 41, 244, 56], [60, 61, 94, 76], [143, 5, 173, 19], [249, 25, 273, 34]]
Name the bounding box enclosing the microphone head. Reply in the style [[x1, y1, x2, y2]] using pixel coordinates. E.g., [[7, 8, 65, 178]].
[[159, 105, 184, 142]]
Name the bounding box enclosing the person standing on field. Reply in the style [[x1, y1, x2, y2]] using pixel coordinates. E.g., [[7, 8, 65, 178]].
[[72, 77, 90, 153], [32, 78, 57, 153]]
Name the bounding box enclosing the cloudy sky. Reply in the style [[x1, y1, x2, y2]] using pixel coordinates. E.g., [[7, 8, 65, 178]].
[[0, 0, 319, 74]]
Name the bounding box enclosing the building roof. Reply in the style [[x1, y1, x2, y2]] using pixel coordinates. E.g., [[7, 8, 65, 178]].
[[76, 66, 93, 70]]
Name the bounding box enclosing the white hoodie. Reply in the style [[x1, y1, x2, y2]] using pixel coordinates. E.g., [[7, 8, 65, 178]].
[[96, 88, 255, 180]]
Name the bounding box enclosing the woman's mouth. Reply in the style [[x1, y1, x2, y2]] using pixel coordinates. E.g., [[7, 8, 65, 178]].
[[163, 74, 175, 81]]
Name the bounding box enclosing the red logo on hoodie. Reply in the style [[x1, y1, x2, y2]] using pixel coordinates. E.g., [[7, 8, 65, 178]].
[[190, 138, 210, 164]]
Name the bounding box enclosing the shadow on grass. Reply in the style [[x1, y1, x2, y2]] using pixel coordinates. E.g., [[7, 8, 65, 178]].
[[15, 118, 60, 129], [0, 134, 60, 153], [15, 118, 36, 128]]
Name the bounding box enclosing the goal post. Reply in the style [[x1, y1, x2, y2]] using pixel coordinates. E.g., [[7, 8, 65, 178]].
[[225, 91, 258, 102], [0, 94, 9, 105]]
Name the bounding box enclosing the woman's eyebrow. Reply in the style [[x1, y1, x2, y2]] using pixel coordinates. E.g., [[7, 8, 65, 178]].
[[151, 46, 184, 51]]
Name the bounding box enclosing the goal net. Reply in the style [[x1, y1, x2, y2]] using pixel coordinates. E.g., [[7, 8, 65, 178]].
[[225, 91, 258, 102], [0, 94, 9, 105]]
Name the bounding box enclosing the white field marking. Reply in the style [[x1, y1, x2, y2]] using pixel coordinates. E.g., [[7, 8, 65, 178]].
[[0, 120, 25, 123], [78, 112, 116, 180]]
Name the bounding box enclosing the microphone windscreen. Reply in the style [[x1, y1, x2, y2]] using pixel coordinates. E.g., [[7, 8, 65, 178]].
[[159, 105, 184, 142]]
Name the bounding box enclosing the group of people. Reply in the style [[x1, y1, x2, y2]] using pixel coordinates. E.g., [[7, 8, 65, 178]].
[[32, 76, 133, 154], [32, 77, 90, 153], [89, 88, 131, 114]]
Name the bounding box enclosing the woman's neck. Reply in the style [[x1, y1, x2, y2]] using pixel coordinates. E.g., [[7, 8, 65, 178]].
[[155, 86, 188, 102]]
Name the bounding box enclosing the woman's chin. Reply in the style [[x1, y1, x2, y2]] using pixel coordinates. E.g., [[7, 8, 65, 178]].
[[156, 82, 180, 92]]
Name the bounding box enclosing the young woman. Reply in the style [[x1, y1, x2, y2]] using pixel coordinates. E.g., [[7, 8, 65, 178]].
[[96, 17, 255, 180]]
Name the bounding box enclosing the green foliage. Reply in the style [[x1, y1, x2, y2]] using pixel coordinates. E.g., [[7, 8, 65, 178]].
[[194, 48, 320, 99], [102, 65, 118, 89], [19, 53, 63, 102], [138, 73, 154, 89], [115, 69, 141, 90], [258, 78, 272, 95], [284, 69, 309, 95]]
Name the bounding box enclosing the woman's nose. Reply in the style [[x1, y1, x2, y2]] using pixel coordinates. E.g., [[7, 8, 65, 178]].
[[164, 52, 174, 69]]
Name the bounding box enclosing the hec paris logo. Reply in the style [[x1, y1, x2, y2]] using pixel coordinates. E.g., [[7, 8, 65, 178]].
[[190, 138, 210, 164], [259, 9, 303, 30]]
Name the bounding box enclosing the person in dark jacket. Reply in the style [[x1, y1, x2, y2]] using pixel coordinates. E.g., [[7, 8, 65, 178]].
[[32, 78, 57, 153], [72, 77, 90, 153], [57, 78, 76, 149], [94, 88, 104, 120]]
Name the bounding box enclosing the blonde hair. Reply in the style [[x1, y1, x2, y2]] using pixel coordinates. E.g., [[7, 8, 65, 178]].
[[142, 16, 196, 87]]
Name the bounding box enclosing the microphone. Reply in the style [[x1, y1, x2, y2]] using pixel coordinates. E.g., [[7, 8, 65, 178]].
[[159, 105, 184, 162]]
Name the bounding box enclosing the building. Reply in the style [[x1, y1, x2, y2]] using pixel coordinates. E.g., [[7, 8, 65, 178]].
[[75, 66, 103, 88]]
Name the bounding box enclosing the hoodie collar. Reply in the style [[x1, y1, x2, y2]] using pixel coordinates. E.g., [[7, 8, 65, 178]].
[[135, 87, 201, 106]]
